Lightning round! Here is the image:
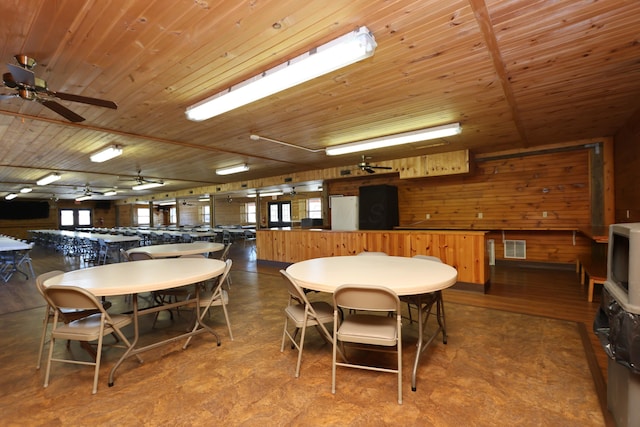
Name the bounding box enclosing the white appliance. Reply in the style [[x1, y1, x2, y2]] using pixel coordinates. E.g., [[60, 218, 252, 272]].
[[330, 196, 358, 231]]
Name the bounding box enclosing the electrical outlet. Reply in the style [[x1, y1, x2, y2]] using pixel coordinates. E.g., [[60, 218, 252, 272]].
[[542, 211, 547, 218], [425, 213, 431, 219], [477, 212, 483, 219]]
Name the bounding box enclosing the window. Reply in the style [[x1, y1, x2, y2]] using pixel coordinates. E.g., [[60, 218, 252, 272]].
[[307, 197, 322, 219], [59, 209, 92, 229], [245, 202, 256, 223], [201, 205, 210, 224], [169, 207, 177, 224], [137, 207, 150, 225]]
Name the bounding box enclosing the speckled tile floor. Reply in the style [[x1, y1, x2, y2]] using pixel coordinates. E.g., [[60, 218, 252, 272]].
[[0, 268, 603, 426]]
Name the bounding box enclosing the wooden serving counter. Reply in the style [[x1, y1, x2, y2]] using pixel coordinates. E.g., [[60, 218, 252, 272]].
[[256, 228, 490, 290]]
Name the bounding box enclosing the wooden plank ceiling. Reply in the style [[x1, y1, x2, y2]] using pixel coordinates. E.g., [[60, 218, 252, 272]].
[[0, 0, 639, 200]]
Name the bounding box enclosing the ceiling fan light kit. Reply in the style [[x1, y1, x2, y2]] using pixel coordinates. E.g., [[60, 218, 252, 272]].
[[90, 145, 123, 163], [216, 163, 249, 175], [185, 26, 376, 122], [36, 173, 61, 186], [325, 122, 462, 156]]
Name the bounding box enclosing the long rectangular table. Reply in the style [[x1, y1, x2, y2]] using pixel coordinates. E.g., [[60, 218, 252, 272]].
[[0, 236, 33, 282], [43, 257, 226, 387]]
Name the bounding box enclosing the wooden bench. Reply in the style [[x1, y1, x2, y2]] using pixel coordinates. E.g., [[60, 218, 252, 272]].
[[576, 255, 607, 302]]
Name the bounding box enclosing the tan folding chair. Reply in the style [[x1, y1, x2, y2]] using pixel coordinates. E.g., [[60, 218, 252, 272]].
[[279, 270, 334, 378], [35, 271, 112, 370], [403, 255, 447, 346], [332, 284, 403, 404], [183, 259, 234, 349], [42, 285, 140, 394]]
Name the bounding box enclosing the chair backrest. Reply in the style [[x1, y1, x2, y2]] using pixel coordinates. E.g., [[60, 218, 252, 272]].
[[44, 285, 104, 312], [128, 251, 153, 261], [334, 284, 400, 313], [208, 259, 233, 297], [219, 243, 231, 261], [357, 251, 388, 256], [35, 270, 65, 298], [412, 254, 442, 262], [119, 248, 130, 262], [280, 269, 311, 307]]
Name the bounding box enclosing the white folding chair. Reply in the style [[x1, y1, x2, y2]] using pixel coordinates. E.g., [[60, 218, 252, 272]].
[[42, 285, 140, 394], [183, 259, 234, 348], [332, 284, 403, 404], [280, 270, 334, 377]]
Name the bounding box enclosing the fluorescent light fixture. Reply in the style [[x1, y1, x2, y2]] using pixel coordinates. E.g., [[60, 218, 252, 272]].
[[158, 201, 175, 206], [186, 26, 377, 121], [248, 191, 283, 198], [75, 194, 92, 201], [132, 182, 164, 191], [103, 190, 118, 196], [36, 173, 61, 186], [325, 123, 462, 156], [20, 187, 33, 193], [5, 193, 17, 200], [198, 197, 210, 202], [216, 164, 249, 176], [90, 145, 123, 163]]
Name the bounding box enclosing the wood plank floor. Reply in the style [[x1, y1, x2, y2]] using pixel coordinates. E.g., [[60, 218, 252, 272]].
[[0, 242, 613, 425]]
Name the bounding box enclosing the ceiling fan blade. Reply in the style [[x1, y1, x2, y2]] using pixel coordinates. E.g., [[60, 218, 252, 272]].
[[7, 63, 35, 86], [41, 100, 85, 122], [52, 91, 117, 109], [364, 167, 375, 174]]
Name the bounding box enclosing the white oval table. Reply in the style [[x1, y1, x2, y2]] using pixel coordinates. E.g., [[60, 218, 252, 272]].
[[127, 241, 224, 258], [43, 257, 226, 387], [286, 255, 458, 392]]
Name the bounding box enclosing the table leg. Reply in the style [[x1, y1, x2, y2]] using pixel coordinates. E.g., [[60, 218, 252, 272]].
[[109, 293, 142, 387], [411, 291, 447, 392]]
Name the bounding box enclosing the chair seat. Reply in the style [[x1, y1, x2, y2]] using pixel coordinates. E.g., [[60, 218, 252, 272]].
[[51, 313, 133, 341], [285, 301, 333, 327], [337, 314, 398, 346]]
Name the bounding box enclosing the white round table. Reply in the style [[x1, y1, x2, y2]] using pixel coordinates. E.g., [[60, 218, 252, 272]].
[[286, 255, 458, 295], [286, 255, 458, 392], [43, 257, 226, 387], [127, 242, 224, 259]]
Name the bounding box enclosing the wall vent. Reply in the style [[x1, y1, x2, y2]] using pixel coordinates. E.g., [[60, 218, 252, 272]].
[[504, 240, 526, 259]]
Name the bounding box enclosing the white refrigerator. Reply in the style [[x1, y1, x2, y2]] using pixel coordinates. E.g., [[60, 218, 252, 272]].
[[330, 196, 359, 231]]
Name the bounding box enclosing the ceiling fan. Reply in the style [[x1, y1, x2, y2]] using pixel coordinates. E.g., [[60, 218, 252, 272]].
[[357, 155, 393, 174], [120, 170, 164, 186], [1, 54, 117, 122]]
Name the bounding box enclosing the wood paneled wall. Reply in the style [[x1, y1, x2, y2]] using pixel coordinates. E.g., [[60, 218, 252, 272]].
[[0, 200, 117, 239], [257, 229, 489, 287], [327, 147, 596, 264], [613, 108, 640, 223]]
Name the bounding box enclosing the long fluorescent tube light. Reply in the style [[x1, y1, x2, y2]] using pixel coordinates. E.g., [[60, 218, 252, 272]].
[[325, 123, 462, 156], [90, 145, 123, 163], [36, 173, 61, 186], [75, 194, 92, 201], [186, 26, 377, 121], [216, 164, 249, 176], [132, 182, 164, 191], [5, 193, 17, 200], [248, 191, 283, 198], [20, 188, 33, 193], [103, 190, 118, 196]]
